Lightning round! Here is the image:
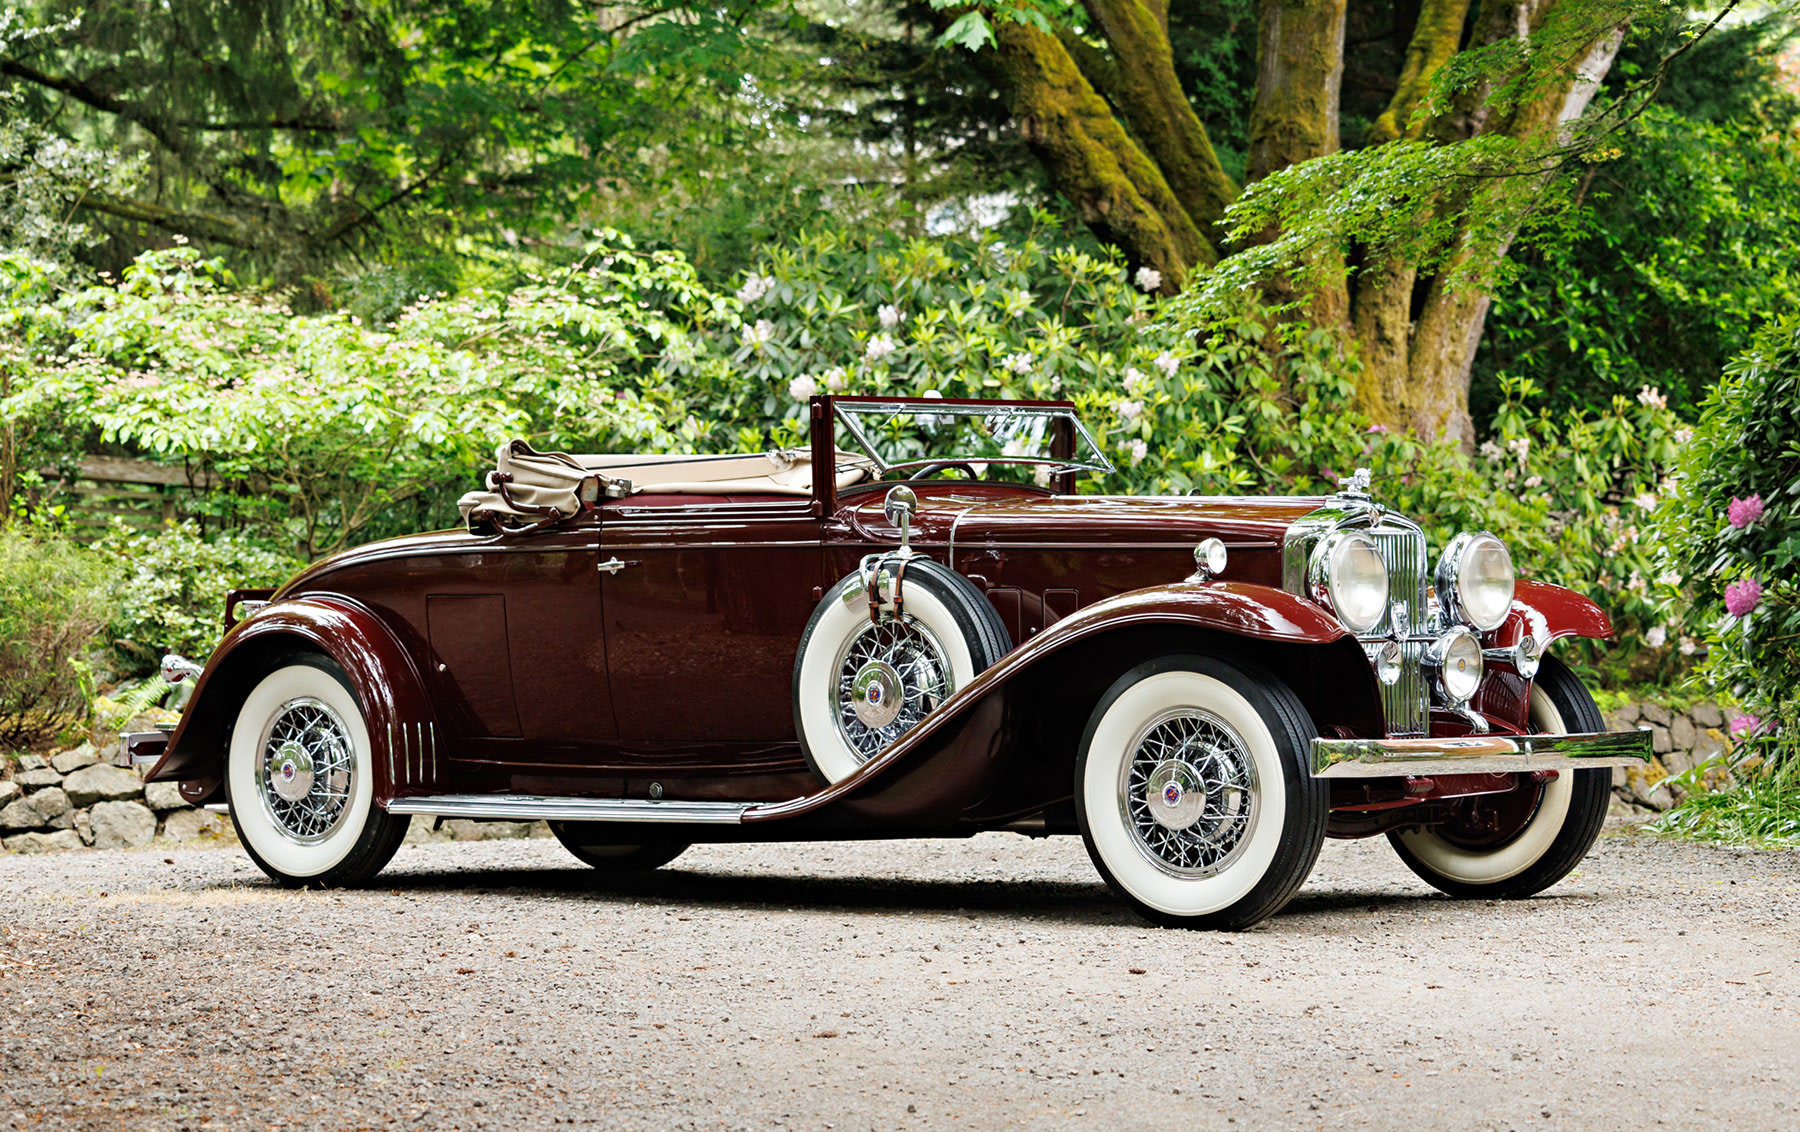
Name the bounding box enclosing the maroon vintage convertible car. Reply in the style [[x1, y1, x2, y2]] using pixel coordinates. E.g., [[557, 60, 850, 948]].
[[137, 396, 1649, 929]]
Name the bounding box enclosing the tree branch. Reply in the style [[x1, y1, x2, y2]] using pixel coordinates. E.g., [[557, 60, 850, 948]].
[[0, 60, 189, 155]]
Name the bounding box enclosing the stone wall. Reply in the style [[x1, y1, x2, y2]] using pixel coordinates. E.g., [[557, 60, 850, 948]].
[[0, 744, 550, 854], [0, 743, 227, 853], [1603, 701, 1744, 816]]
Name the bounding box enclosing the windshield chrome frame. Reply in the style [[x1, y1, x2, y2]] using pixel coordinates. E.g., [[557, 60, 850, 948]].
[[832, 399, 1116, 478]]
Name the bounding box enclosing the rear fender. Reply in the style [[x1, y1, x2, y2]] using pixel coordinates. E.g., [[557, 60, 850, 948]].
[[747, 581, 1376, 827], [146, 596, 437, 806]]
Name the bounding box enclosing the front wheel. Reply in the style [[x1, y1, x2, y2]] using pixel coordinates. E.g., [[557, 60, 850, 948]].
[[227, 656, 408, 887], [1075, 654, 1328, 931], [1387, 654, 1611, 899]]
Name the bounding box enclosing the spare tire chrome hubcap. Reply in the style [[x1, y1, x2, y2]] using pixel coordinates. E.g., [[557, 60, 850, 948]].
[[850, 662, 904, 728]]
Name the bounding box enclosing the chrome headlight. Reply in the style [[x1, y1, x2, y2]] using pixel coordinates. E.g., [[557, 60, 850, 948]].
[[1309, 531, 1388, 634], [1425, 628, 1484, 704], [1436, 531, 1515, 632]]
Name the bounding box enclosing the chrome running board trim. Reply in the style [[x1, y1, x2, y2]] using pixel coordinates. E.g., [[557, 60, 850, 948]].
[[383, 795, 752, 823], [1312, 729, 1653, 778]]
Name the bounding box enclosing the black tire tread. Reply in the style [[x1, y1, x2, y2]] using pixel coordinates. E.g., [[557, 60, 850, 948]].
[[549, 823, 690, 871], [1387, 654, 1611, 900]]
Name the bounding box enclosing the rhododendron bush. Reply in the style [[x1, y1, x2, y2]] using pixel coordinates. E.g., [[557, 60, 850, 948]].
[[2, 230, 1685, 684], [1662, 314, 1800, 765]]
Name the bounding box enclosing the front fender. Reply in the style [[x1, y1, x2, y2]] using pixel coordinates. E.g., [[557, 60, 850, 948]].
[[1493, 578, 1615, 649], [745, 580, 1360, 825], [146, 596, 437, 806]]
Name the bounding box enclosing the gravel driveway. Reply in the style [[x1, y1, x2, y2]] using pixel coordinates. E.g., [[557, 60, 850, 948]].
[[2, 826, 1795, 1131]]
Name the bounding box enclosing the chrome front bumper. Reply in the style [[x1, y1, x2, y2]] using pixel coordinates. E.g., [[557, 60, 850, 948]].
[[1312, 729, 1652, 779]]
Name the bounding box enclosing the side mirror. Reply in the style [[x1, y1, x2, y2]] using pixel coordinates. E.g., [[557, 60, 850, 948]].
[[884, 485, 918, 555]]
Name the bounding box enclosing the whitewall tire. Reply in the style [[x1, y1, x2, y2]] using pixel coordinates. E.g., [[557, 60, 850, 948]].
[[1075, 654, 1328, 931], [793, 560, 1010, 784], [227, 657, 408, 887], [1388, 654, 1611, 898]]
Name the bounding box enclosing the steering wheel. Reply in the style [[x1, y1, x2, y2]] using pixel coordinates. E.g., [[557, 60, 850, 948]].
[[907, 461, 984, 481]]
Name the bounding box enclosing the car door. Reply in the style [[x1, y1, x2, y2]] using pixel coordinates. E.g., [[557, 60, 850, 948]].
[[597, 497, 824, 745]]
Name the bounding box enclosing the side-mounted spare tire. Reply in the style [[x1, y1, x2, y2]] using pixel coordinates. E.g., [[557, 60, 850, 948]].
[[793, 558, 1011, 784]]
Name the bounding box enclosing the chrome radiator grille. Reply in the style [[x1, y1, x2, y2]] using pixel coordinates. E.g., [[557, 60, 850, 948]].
[[1367, 525, 1430, 737]]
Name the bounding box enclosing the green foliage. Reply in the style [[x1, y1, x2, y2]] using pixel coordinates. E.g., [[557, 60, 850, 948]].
[[1658, 314, 1800, 762], [3, 235, 727, 555], [1476, 111, 1800, 421], [1649, 753, 1800, 849], [93, 521, 303, 674], [0, 528, 112, 746]]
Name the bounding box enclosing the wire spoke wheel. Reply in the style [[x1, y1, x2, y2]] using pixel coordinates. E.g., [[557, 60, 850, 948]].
[[255, 696, 356, 844], [830, 614, 952, 764], [1118, 707, 1260, 878]]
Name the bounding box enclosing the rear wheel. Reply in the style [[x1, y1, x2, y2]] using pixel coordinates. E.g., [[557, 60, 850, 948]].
[[549, 823, 689, 871], [1388, 654, 1611, 899], [1075, 654, 1328, 931], [227, 656, 408, 888]]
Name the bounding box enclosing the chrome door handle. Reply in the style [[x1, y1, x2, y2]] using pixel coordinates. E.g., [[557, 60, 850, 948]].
[[597, 557, 640, 574]]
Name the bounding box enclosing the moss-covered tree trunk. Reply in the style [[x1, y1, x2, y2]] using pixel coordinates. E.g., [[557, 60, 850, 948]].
[[982, 20, 1214, 290], [970, 0, 1622, 443]]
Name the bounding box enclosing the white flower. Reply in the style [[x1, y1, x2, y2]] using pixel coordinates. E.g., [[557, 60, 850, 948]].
[[1673, 427, 1693, 445], [864, 333, 897, 362], [1128, 438, 1148, 466], [1626, 570, 1646, 592], [1507, 436, 1531, 466], [1523, 475, 1543, 488], [1636, 385, 1668, 411], [823, 366, 848, 393], [788, 374, 818, 401], [1002, 352, 1034, 375], [1117, 399, 1143, 421], [878, 304, 905, 329], [922, 388, 943, 400], [1153, 351, 1179, 377], [1049, 375, 1063, 394], [1002, 438, 1032, 459], [1134, 266, 1163, 292], [1679, 636, 1698, 657], [1122, 367, 1151, 395], [1645, 625, 1668, 649], [740, 319, 775, 349], [1634, 492, 1658, 512], [1655, 569, 1681, 587], [1032, 465, 1052, 488], [736, 274, 776, 304]]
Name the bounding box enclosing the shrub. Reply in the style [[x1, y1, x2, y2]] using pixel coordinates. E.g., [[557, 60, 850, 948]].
[[0, 529, 112, 746], [1659, 314, 1800, 762], [93, 521, 304, 674]]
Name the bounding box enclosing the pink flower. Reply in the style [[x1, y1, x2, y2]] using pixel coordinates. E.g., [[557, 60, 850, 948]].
[[1727, 494, 1764, 528], [1366, 423, 1389, 434], [1724, 578, 1762, 617], [1729, 714, 1762, 737]]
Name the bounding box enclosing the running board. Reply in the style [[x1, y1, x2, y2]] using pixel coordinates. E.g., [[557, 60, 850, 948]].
[[384, 795, 752, 824]]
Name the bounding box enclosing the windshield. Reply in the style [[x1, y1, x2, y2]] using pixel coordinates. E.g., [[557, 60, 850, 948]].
[[833, 397, 1114, 482]]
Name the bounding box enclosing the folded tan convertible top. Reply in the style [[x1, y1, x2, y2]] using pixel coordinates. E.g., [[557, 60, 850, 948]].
[[458, 441, 871, 530]]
